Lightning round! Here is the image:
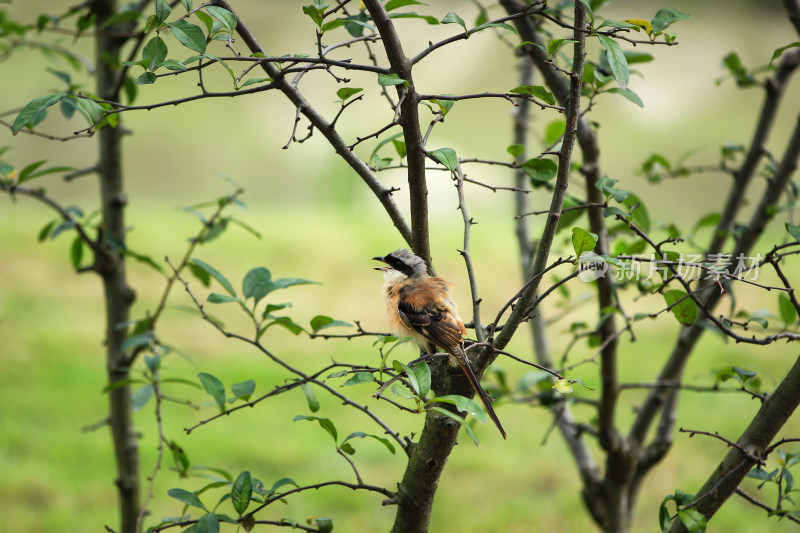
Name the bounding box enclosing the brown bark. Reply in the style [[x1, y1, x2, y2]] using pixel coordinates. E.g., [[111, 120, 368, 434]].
[[90, 1, 140, 531]]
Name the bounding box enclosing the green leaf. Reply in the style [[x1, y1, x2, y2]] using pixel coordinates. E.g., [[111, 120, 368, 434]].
[[168, 20, 206, 53], [167, 488, 206, 510], [162, 59, 187, 71], [261, 303, 291, 318], [342, 431, 396, 455], [620, 53, 653, 68], [571, 227, 598, 257], [389, 12, 439, 25], [271, 277, 317, 291], [310, 315, 352, 332], [411, 361, 431, 397], [544, 119, 566, 145], [131, 384, 154, 411], [77, 97, 105, 125], [651, 8, 690, 34], [135, 72, 157, 85], [470, 22, 516, 35], [302, 5, 324, 28], [721, 52, 754, 87], [190, 258, 236, 296], [341, 372, 376, 387], [155, 0, 172, 24], [392, 139, 407, 158], [195, 10, 214, 32], [378, 73, 408, 87], [431, 147, 458, 171], [430, 97, 454, 116], [392, 384, 416, 399], [265, 316, 305, 336], [344, 11, 371, 36], [732, 366, 757, 385], [313, 518, 333, 533], [207, 293, 240, 304], [293, 415, 338, 443], [16, 160, 45, 183], [70, 236, 84, 271], [546, 38, 577, 57], [232, 471, 252, 516], [507, 144, 524, 158], [292, 382, 317, 412], [195, 513, 220, 533], [607, 87, 643, 107], [658, 501, 671, 532], [393, 359, 420, 396], [143, 36, 168, 70], [167, 440, 190, 476], [368, 132, 403, 165], [441, 12, 466, 33], [206, 5, 237, 33], [429, 394, 486, 423], [50, 220, 76, 241], [231, 380, 255, 401], [188, 261, 211, 287], [198, 372, 226, 412], [12, 93, 67, 134], [240, 77, 271, 88], [321, 17, 373, 32], [242, 267, 271, 305], [747, 467, 775, 483], [663, 289, 698, 326], [121, 331, 155, 353], [384, 0, 425, 11], [557, 194, 585, 232], [597, 19, 639, 31], [779, 293, 797, 327], [677, 508, 707, 533], [270, 477, 300, 493], [598, 35, 629, 89], [787, 222, 800, 244], [522, 158, 557, 183], [509, 85, 555, 105], [770, 42, 800, 67], [623, 193, 651, 231], [336, 87, 363, 101], [595, 176, 630, 202]]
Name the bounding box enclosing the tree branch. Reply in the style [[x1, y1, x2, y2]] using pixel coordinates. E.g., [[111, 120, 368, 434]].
[[668, 354, 800, 531], [210, 0, 413, 247]]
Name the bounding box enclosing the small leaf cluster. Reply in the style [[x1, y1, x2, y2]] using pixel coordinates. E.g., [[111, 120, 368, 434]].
[[659, 489, 707, 533], [575, 5, 689, 105], [158, 471, 317, 533], [747, 450, 800, 521], [331, 341, 504, 447], [126, 0, 238, 86], [188, 259, 352, 341]]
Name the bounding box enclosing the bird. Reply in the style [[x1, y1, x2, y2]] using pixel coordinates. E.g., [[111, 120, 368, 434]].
[[373, 248, 506, 439]]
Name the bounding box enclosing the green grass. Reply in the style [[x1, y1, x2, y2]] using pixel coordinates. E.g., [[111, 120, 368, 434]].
[[1, 201, 799, 533]]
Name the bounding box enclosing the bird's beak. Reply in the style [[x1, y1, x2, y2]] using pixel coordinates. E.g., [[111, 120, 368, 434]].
[[372, 256, 392, 271]]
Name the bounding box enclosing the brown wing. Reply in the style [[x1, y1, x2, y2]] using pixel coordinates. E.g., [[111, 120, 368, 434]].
[[397, 282, 464, 352]]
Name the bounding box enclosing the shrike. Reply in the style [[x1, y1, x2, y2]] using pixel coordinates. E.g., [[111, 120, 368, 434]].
[[373, 248, 506, 439]]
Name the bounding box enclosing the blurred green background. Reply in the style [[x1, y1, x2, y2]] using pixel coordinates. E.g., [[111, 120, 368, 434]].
[[2, 0, 800, 531]]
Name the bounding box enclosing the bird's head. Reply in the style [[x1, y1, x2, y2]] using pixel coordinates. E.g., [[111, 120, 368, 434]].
[[372, 248, 428, 281]]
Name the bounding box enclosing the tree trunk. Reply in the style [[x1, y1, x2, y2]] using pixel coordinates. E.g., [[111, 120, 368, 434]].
[[90, 1, 140, 531]]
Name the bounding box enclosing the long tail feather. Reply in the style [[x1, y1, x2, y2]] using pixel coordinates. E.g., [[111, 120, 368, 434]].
[[453, 346, 506, 439]]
